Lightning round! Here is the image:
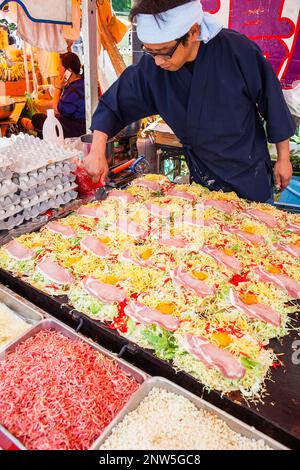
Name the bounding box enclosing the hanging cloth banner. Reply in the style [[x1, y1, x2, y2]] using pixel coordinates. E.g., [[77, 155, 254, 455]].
[[0, 0, 72, 24], [202, 0, 300, 88]]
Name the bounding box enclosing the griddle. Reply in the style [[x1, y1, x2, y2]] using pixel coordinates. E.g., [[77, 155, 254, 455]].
[[0, 268, 299, 449]]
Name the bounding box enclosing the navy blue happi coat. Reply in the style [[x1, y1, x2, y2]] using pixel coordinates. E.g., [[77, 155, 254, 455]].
[[91, 29, 295, 202]]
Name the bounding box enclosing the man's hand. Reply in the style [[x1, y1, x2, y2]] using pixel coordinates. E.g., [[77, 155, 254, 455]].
[[273, 159, 292, 191], [83, 130, 109, 185], [274, 139, 292, 191], [84, 152, 109, 185]]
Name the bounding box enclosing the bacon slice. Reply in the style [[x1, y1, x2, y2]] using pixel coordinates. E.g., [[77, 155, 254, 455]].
[[115, 218, 148, 239], [224, 227, 265, 246], [203, 199, 236, 216], [124, 301, 180, 332], [83, 276, 126, 303], [108, 189, 137, 203], [173, 267, 215, 297], [80, 236, 110, 258], [287, 221, 300, 234], [166, 188, 196, 202], [4, 239, 35, 261], [182, 333, 246, 379], [37, 259, 75, 285], [76, 206, 107, 219], [144, 202, 171, 219], [133, 179, 161, 192], [46, 221, 77, 239], [245, 208, 278, 228], [230, 290, 280, 327], [201, 246, 242, 272], [274, 242, 300, 259], [254, 266, 300, 299], [158, 237, 187, 248]]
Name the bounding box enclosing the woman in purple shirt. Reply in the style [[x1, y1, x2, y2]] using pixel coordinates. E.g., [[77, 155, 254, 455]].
[[32, 52, 86, 138]]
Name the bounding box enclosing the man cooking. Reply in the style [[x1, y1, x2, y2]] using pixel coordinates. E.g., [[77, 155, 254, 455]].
[[85, 0, 295, 203]]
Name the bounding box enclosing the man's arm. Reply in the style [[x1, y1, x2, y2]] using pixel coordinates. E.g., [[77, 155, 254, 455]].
[[274, 139, 292, 190], [239, 40, 295, 191], [84, 130, 109, 185]]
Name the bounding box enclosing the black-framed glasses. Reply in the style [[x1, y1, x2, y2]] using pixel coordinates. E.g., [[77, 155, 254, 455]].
[[141, 39, 181, 59]]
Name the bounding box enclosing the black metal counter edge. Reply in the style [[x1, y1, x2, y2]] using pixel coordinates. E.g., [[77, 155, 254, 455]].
[[0, 268, 299, 450]]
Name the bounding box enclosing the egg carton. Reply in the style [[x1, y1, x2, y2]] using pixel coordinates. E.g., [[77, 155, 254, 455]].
[[23, 202, 50, 221], [0, 213, 24, 231], [45, 161, 76, 175], [0, 167, 13, 180], [19, 184, 51, 200], [14, 168, 76, 193], [16, 161, 75, 180], [15, 173, 47, 191], [19, 182, 77, 211], [0, 180, 18, 198], [22, 190, 78, 221], [18, 177, 64, 196], [0, 204, 23, 222], [0, 194, 21, 210], [16, 174, 75, 193], [0, 134, 79, 174], [50, 181, 78, 197]]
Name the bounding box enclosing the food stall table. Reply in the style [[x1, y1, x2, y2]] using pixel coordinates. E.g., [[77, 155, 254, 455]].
[[0, 100, 25, 137]]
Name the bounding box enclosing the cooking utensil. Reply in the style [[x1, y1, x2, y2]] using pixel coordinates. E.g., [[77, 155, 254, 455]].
[[0, 96, 15, 121], [80, 133, 114, 163], [94, 157, 145, 201]]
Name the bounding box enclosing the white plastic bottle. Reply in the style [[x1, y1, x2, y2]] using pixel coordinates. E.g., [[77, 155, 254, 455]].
[[42, 109, 64, 146]]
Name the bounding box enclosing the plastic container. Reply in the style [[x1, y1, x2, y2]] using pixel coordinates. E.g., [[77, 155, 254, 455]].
[[42, 109, 64, 147], [279, 176, 300, 206]]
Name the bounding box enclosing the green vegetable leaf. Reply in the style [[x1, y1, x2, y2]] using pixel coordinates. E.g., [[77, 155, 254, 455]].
[[240, 356, 260, 370], [90, 301, 101, 315], [127, 318, 137, 336], [142, 326, 177, 360], [71, 237, 82, 247]]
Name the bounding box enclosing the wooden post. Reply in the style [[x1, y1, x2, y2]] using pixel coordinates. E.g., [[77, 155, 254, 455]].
[[97, 7, 126, 77], [82, 0, 99, 132], [22, 41, 30, 94]]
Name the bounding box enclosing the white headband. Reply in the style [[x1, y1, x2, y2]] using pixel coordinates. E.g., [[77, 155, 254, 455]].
[[136, 0, 222, 44]]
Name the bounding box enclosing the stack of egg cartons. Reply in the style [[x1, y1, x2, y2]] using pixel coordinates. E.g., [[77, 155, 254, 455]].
[[0, 156, 21, 231], [0, 134, 78, 231]]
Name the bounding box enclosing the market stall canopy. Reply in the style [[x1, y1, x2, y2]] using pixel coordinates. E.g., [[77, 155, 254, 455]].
[[0, 0, 72, 24]]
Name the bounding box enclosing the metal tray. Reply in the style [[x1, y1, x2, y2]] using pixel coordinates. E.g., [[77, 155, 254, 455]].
[[0, 425, 26, 451], [0, 283, 44, 353], [0, 318, 147, 450], [0, 270, 299, 449], [92, 376, 288, 450], [0, 284, 44, 326]]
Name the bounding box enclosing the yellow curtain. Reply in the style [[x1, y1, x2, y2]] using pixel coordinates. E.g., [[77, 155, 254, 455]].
[[97, 0, 129, 45], [0, 27, 9, 50], [35, 49, 60, 80]]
